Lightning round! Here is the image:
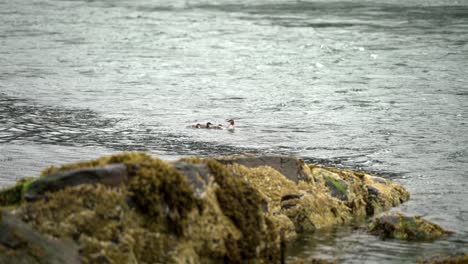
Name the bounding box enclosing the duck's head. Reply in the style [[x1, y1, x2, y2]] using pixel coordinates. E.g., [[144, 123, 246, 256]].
[[206, 122, 213, 127], [226, 119, 234, 125]]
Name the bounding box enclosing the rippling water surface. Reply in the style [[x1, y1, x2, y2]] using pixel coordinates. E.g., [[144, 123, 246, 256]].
[[0, 0, 467, 262]]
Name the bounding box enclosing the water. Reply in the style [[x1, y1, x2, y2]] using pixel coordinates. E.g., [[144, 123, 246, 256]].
[[0, 0, 467, 262]]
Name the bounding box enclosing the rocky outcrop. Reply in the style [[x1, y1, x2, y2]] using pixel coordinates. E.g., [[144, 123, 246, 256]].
[[369, 213, 452, 241], [0, 153, 414, 263]]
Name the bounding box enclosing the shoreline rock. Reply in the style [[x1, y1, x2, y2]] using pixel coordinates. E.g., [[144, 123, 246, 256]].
[[0, 153, 416, 263]]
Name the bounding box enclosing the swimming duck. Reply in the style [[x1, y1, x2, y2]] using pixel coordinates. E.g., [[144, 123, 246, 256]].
[[227, 119, 235, 130], [192, 122, 213, 129]]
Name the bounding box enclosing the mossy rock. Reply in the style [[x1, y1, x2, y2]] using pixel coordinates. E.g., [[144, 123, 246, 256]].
[[369, 213, 452, 241]]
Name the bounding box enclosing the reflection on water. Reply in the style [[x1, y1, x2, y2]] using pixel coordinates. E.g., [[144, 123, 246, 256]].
[[287, 225, 468, 263], [0, 0, 467, 262]]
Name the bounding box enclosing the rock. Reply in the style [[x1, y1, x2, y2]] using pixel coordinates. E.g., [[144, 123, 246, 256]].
[[172, 162, 211, 198], [0, 211, 80, 264], [217, 155, 312, 183], [24, 163, 129, 201], [369, 213, 452, 241]]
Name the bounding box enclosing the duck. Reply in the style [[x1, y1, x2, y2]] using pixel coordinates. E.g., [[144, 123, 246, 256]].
[[191, 122, 213, 129], [226, 119, 235, 130]]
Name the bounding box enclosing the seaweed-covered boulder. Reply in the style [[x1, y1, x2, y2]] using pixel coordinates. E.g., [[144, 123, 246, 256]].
[[217, 155, 312, 183], [0, 211, 80, 264], [369, 213, 452, 241]]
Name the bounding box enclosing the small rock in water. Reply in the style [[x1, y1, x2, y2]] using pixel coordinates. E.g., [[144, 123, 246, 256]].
[[369, 213, 453, 241]]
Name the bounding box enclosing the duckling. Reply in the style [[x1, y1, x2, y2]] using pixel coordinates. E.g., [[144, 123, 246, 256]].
[[210, 124, 225, 130], [192, 122, 213, 129]]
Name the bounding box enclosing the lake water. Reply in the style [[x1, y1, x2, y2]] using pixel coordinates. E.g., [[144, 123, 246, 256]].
[[0, 0, 467, 262]]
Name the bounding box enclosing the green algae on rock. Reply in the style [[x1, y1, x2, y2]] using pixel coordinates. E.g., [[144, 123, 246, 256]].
[[369, 213, 453, 241]]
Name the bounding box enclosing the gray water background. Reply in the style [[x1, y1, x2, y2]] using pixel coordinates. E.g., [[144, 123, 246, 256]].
[[0, 0, 467, 262]]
